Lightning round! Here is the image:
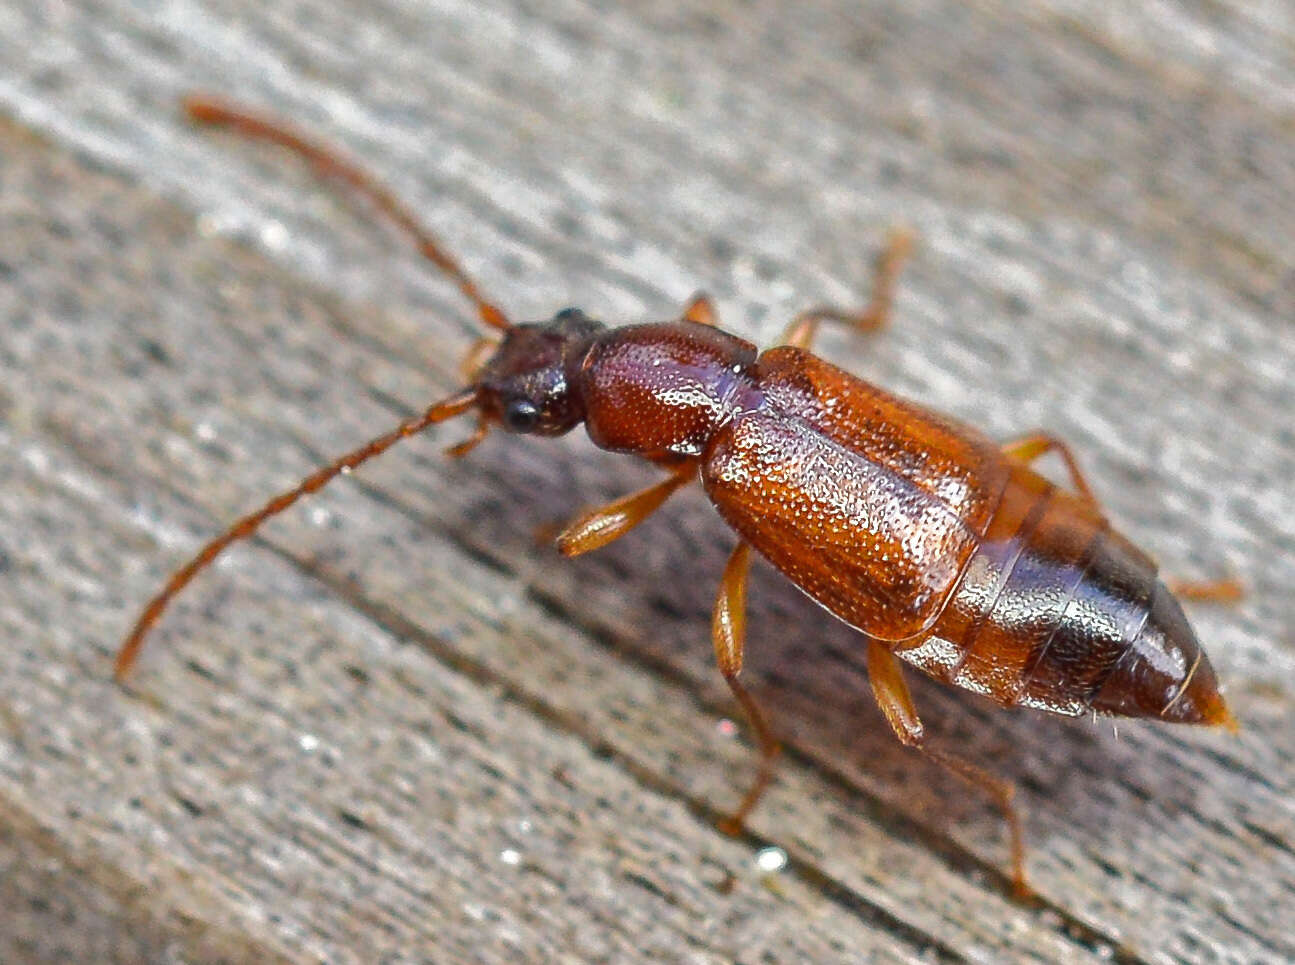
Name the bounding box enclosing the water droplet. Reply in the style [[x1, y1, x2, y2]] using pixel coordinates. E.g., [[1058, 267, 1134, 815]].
[[755, 846, 786, 873], [260, 220, 290, 251]]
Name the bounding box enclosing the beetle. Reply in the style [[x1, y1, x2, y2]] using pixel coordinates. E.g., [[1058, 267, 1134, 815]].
[[116, 95, 1238, 896]]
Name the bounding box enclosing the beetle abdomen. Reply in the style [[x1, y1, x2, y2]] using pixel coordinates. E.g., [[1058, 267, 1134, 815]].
[[907, 466, 1230, 724], [1086, 579, 1229, 723]]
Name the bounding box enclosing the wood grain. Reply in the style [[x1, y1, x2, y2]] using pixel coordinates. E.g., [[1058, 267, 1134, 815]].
[[1, 2, 1292, 963]]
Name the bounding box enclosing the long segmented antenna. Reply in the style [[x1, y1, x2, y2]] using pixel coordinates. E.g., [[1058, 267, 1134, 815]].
[[115, 95, 516, 679], [182, 93, 512, 333], [115, 389, 478, 680]]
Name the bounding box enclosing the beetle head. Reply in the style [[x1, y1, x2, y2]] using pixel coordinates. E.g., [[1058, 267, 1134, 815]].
[[470, 308, 604, 436]]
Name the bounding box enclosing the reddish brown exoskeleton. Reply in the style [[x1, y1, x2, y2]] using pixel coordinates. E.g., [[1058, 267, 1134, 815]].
[[116, 95, 1239, 895]]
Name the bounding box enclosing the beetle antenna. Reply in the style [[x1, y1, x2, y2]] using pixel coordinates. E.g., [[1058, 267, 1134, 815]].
[[114, 388, 478, 681], [183, 93, 512, 333]]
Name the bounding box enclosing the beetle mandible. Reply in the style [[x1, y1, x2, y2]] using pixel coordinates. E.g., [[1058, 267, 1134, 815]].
[[116, 95, 1238, 896]]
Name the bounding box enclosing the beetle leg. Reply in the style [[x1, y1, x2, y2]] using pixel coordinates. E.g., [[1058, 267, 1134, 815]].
[[712, 541, 782, 834], [780, 227, 915, 350], [1166, 578, 1245, 604], [1003, 439, 1243, 604], [866, 639, 1030, 897], [555, 463, 696, 557], [1000, 432, 1100, 507], [682, 292, 719, 327], [1005, 436, 1244, 604]]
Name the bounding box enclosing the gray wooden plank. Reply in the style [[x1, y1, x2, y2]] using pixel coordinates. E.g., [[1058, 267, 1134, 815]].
[[2, 1, 1292, 963]]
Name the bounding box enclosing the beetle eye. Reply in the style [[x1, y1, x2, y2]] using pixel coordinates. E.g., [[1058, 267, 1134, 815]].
[[503, 399, 541, 432]]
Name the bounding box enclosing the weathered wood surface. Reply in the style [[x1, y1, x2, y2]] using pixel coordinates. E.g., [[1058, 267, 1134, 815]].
[[1, 1, 1292, 962]]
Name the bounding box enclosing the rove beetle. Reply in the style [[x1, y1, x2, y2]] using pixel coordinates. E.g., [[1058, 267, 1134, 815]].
[[116, 96, 1239, 895]]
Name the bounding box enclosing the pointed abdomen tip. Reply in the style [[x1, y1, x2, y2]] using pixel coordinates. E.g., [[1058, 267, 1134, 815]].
[[1092, 580, 1233, 729]]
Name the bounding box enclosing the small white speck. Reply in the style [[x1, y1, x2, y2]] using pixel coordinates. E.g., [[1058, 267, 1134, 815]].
[[517, 819, 533, 834], [340, 465, 353, 475], [195, 422, 217, 442], [299, 733, 320, 752], [500, 848, 521, 866], [309, 506, 333, 527], [755, 846, 787, 873], [463, 902, 486, 922], [22, 447, 50, 472], [259, 853, 284, 873], [260, 220, 290, 251]]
